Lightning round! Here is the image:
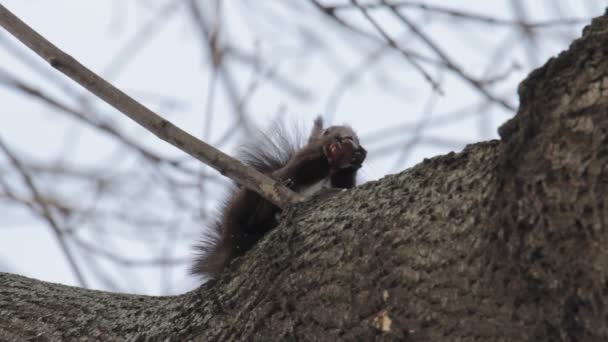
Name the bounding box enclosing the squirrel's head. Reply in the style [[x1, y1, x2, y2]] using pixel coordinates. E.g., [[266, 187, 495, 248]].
[[310, 116, 366, 170]]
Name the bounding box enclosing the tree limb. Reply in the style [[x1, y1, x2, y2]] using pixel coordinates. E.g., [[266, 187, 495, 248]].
[[0, 4, 302, 209]]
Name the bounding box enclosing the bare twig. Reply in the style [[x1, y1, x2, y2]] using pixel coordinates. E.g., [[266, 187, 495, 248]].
[[0, 4, 302, 209], [71, 235, 190, 268], [376, 0, 516, 111], [0, 138, 87, 287], [188, 0, 254, 136], [329, 1, 588, 29], [350, 0, 443, 93]]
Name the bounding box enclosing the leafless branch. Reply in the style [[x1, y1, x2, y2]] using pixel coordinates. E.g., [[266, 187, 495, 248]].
[[0, 138, 87, 287], [0, 4, 302, 209]]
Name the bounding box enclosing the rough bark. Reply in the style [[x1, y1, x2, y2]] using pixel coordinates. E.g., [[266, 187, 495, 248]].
[[2, 11, 608, 342]]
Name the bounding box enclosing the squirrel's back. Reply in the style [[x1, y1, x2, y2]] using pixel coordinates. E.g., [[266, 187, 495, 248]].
[[191, 117, 365, 278]]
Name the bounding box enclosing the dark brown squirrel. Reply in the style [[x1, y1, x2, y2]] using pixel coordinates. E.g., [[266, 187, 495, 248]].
[[191, 116, 367, 278]]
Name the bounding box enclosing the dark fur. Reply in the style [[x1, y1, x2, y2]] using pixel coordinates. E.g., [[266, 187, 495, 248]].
[[191, 117, 366, 278]]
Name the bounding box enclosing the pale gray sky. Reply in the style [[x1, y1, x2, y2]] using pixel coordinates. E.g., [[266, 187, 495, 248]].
[[0, 1, 602, 294]]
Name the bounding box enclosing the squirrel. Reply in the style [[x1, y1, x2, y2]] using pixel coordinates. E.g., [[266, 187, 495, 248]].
[[191, 116, 367, 278]]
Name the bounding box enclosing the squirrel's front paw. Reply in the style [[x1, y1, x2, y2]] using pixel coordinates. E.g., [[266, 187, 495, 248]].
[[350, 146, 367, 169], [325, 137, 366, 169]]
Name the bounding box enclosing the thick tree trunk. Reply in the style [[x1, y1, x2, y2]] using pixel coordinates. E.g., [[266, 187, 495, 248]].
[[2, 13, 608, 342]]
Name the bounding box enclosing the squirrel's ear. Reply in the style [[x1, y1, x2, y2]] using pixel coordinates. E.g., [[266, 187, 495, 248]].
[[308, 115, 324, 143]]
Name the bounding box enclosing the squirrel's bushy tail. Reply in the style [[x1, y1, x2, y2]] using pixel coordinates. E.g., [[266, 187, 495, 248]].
[[190, 217, 233, 277], [191, 119, 310, 278]]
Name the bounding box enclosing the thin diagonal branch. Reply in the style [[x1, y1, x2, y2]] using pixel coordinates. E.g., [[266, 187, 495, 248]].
[[0, 4, 302, 209], [375, 0, 516, 111], [350, 0, 442, 93]]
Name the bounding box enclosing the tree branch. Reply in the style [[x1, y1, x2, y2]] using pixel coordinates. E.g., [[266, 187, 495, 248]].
[[0, 138, 87, 287], [0, 4, 303, 209]]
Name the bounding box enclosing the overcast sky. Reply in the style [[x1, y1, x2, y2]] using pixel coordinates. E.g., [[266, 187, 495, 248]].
[[0, 1, 603, 295]]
